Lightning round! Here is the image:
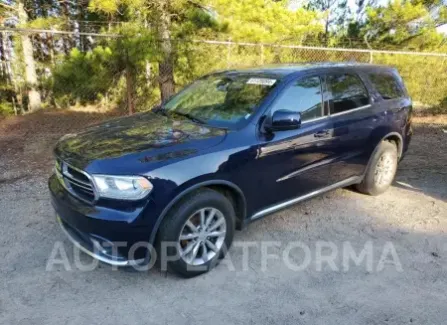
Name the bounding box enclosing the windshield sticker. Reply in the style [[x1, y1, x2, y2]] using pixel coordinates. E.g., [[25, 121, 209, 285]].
[[246, 78, 276, 86]]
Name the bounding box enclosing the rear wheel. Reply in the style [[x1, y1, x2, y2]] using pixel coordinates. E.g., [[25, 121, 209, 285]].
[[157, 188, 235, 277], [356, 141, 398, 196]]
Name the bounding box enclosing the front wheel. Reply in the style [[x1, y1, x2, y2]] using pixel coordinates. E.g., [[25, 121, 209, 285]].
[[356, 141, 398, 196], [156, 188, 235, 277]]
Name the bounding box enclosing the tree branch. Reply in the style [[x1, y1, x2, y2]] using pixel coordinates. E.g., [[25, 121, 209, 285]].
[[0, 1, 17, 11], [57, 0, 77, 6], [435, 21, 447, 28]]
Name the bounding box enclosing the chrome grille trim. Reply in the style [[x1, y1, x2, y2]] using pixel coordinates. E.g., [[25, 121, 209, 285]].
[[55, 158, 98, 203], [63, 173, 93, 191]]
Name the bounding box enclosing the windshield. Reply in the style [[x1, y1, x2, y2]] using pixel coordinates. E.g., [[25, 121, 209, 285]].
[[162, 73, 278, 129]]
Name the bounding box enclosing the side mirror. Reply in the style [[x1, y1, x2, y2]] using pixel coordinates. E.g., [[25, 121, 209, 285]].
[[268, 110, 302, 131]]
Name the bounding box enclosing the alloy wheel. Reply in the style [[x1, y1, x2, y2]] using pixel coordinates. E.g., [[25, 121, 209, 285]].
[[178, 207, 227, 266], [374, 151, 397, 187]]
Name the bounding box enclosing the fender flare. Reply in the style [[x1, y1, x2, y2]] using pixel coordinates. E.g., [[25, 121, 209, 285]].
[[148, 180, 247, 245], [363, 131, 403, 178], [380, 132, 403, 158]]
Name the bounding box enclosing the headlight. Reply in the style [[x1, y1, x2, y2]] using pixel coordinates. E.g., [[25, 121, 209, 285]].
[[91, 175, 153, 200]]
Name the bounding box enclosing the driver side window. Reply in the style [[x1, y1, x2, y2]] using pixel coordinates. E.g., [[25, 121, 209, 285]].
[[270, 76, 323, 122]]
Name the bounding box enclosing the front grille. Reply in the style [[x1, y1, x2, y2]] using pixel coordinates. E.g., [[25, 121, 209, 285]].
[[56, 159, 96, 203]]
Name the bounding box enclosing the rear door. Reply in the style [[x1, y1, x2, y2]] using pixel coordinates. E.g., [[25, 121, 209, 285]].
[[323, 72, 376, 184]]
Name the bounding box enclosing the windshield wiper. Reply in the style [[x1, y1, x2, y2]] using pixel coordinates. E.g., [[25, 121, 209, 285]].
[[170, 111, 207, 125]]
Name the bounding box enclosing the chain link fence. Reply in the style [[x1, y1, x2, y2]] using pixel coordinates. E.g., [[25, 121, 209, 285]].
[[1, 28, 447, 121]]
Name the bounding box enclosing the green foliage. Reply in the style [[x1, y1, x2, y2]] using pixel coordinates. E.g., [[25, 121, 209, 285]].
[[371, 53, 446, 108], [27, 17, 68, 29], [211, 0, 323, 43], [1, 0, 447, 117], [437, 97, 447, 114], [174, 6, 227, 39], [50, 25, 162, 109], [356, 0, 447, 52], [112, 25, 162, 68], [366, 0, 430, 45], [88, 0, 122, 14], [0, 70, 17, 116], [0, 102, 14, 116], [52, 46, 118, 105]]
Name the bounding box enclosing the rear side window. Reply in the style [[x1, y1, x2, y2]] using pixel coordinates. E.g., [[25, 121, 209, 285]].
[[368, 73, 404, 100], [326, 74, 370, 115], [270, 76, 323, 122]]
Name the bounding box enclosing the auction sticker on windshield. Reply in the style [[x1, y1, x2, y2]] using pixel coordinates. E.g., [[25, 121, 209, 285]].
[[246, 78, 277, 86]]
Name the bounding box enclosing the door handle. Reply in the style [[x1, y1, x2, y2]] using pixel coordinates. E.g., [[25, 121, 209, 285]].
[[314, 129, 331, 138]]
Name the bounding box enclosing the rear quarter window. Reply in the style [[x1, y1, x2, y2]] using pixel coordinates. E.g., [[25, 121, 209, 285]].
[[368, 72, 405, 100], [326, 74, 370, 115]]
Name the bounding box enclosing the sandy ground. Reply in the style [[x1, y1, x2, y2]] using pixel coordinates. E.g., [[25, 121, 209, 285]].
[[0, 112, 446, 325]]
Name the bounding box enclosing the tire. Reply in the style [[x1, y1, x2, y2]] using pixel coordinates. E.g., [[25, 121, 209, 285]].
[[356, 141, 398, 196], [156, 188, 235, 277]]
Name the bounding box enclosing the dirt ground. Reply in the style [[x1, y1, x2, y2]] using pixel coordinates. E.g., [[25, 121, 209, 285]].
[[1, 111, 447, 325]]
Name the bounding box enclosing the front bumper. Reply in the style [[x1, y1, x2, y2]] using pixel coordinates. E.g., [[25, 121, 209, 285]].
[[56, 215, 144, 266], [49, 173, 154, 265]]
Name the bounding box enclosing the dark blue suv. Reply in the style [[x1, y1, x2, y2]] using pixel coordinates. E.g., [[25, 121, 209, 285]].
[[49, 63, 412, 277]]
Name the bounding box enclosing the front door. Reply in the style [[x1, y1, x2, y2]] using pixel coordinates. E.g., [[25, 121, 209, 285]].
[[253, 75, 335, 214]]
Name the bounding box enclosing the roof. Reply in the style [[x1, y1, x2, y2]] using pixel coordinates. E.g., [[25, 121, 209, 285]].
[[223, 62, 393, 78]]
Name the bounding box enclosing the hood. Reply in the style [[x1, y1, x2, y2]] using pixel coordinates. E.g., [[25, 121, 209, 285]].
[[54, 112, 226, 170]]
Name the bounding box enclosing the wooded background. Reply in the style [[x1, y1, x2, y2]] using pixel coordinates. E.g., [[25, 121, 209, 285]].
[[0, 0, 446, 117]]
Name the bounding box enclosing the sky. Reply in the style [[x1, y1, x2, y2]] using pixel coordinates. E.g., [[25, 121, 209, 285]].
[[438, 24, 447, 34]]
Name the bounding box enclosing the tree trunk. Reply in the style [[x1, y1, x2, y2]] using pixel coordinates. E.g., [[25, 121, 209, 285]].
[[61, 1, 73, 55], [126, 65, 135, 115], [18, 2, 41, 111], [324, 15, 330, 46], [157, 9, 175, 103], [77, 0, 88, 51], [0, 32, 5, 77]]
